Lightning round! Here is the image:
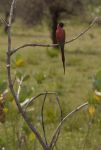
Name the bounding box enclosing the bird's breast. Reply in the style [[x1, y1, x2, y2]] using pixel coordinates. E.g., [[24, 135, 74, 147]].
[[56, 29, 65, 43]]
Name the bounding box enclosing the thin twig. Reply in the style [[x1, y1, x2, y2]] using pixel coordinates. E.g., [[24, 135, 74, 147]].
[[23, 92, 58, 110], [9, 0, 16, 25], [56, 94, 63, 121], [50, 102, 88, 149], [10, 43, 58, 55], [17, 76, 24, 99], [65, 17, 98, 44], [41, 92, 48, 146], [10, 17, 97, 56], [51, 129, 60, 150], [51, 95, 63, 150]]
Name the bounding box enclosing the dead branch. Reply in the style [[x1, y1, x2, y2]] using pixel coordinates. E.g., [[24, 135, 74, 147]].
[[23, 92, 58, 109], [50, 102, 88, 149], [41, 92, 48, 146], [17, 76, 24, 99], [22, 91, 63, 149], [10, 17, 97, 56], [51, 95, 63, 150], [40, 92, 63, 148], [65, 17, 97, 44]]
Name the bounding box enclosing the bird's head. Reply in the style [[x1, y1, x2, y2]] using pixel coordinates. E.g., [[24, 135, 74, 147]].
[[58, 22, 64, 28]]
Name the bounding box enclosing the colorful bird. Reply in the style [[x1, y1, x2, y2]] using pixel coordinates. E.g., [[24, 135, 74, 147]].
[[56, 22, 66, 74]]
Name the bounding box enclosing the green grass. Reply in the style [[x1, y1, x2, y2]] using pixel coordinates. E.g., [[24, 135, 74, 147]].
[[0, 20, 101, 150]]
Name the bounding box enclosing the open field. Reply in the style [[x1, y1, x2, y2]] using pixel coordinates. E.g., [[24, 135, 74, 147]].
[[0, 20, 101, 149]]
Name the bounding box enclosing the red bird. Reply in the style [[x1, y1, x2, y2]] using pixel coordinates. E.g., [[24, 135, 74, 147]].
[[56, 22, 66, 74]]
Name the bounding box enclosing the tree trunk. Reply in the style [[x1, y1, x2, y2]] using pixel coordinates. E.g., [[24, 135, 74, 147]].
[[51, 11, 59, 45]]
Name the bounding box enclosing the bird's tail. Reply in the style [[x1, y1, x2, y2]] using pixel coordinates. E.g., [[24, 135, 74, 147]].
[[60, 44, 65, 74]]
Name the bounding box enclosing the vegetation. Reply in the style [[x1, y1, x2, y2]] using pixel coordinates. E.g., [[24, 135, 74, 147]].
[[0, 17, 101, 149]]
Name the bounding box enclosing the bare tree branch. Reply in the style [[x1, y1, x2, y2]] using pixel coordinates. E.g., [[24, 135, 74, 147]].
[[51, 95, 63, 150], [10, 17, 97, 56], [23, 92, 58, 109], [50, 102, 88, 149], [9, 0, 16, 26], [65, 17, 98, 44], [17, 76, 24, 99], [56, 95, 63, 121], [22, 91, 63, 149], [41, 92, 48, 146]]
